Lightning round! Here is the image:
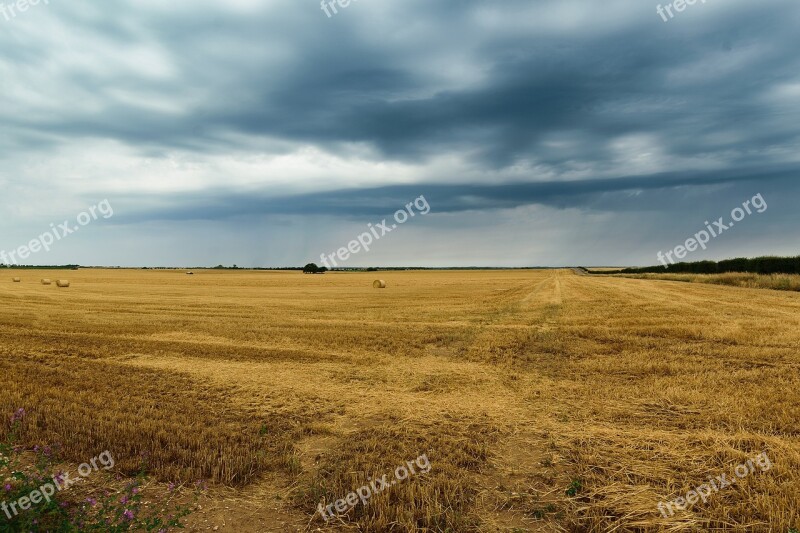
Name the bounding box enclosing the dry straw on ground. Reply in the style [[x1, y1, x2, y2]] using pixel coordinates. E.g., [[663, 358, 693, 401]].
[[0, 268, 797, 531], [619, 271, 800, 292]]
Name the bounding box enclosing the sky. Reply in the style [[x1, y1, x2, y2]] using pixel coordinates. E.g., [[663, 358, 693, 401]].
[[1, 0, 799, 268]]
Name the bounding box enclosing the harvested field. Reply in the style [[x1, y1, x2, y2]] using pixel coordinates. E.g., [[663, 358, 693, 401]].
[[1, 268, 798, 531]]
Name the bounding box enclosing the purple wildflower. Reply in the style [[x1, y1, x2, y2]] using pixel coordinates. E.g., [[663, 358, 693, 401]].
[[123, 509, 134, 520]]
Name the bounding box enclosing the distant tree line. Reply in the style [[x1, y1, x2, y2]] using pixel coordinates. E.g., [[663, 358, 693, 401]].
[[602, 255, 800, 275], [0, 264, 79, 270]]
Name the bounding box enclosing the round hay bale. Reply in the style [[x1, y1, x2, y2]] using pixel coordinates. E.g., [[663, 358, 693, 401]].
[[12, 277, 20, 283], [373, 279, 386, 289], [56, 280, 70, 288], [41, 278, 52, 285]]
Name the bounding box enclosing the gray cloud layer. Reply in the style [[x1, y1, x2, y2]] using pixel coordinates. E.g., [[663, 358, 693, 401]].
[[1, 0, 798, 267]]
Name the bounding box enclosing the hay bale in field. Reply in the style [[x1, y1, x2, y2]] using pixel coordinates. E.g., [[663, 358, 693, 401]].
[[41, 278, 52, 285], [12, 277, 20, 282], [373, 279, 387, 289], [56, 280, 70, 288], [186, 271, 194, 275]]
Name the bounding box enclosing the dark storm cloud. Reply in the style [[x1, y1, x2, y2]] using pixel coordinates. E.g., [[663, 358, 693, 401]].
[[110, 163, 799, 223], [2, 0, 799, 266], [4, 0, 799, 169], [176, 3, 799, 169]]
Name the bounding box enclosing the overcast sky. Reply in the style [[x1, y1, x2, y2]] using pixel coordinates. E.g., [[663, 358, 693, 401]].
[[1, 0, 798, 267]]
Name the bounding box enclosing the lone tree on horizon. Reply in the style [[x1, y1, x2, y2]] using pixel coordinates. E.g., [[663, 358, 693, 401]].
[[303, 263, 327, 274]]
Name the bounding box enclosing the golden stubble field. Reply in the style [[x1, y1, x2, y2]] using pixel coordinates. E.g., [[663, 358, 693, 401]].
[[0, 268, 798, 532]]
